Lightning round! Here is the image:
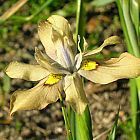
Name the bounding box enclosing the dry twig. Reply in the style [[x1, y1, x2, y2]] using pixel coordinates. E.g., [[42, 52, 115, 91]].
[[0, 0, 28, 21]]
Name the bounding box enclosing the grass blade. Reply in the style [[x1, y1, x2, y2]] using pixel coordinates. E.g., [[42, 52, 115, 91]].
[[122, 0, 139, 56], [107, 106, 120, 140], [91, 0, 115, 7], [130, 0, 139, 38]]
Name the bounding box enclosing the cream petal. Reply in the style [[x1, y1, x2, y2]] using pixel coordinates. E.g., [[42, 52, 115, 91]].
[[35, 47, 70, 74], [52, 34, 75, 69], [78, 53, 140, 84], [10, 78, 63, 115], [64, 73, 88, 114], [48, 15, 76, 55], [38, 20, 57, 60], [48, 15, 72, 38], [38, 15, 76, 61], [84, 36, 122, 57], [74, 53, 83, 70], [5, 61, 49, 81]]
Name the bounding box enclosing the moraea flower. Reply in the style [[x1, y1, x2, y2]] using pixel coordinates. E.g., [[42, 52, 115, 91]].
[[6, 15, 140, 115]]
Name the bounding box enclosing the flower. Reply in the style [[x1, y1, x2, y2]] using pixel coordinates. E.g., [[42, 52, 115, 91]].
[[6, 15, 140, 115]]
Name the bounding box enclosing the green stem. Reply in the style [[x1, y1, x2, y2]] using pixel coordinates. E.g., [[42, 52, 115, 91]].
[[59, 92, 73, 140], [67, 106, 76, 139], [75, 106, 93, 140], [76, 0, 85, 51], [130, 79, 137, 140]]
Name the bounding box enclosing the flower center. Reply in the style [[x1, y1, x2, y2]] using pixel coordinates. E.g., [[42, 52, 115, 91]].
[[81, 60, 98, 71], [45, 74, 63, 85]]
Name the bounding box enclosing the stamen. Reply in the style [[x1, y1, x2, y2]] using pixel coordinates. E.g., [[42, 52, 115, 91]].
[[81, 60, 98, 71], [45, 74, 63, 85]]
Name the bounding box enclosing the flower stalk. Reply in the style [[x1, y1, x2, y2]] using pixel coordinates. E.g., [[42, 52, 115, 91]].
[[58, 92, 73, 140], [69, 0, 93, 139], [76, 0, 85, 51]]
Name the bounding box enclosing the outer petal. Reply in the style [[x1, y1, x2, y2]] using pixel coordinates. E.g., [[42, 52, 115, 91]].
[[5, 62, 49, 81], [38, 20, 57, 59], [35, 47, 70, 74], [10, 78, 63, 115], [64, 73, 88, 114], [38, 15, 76, 60], [48, 15, 76, 54], [78, 53, 140, 84], [84, 36, 122, 57]]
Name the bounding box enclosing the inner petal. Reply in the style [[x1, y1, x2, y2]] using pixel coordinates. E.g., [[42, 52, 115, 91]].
[[45, 74, 63, 85], [55, 36, 75, 70], [80, 60, 98, 71]]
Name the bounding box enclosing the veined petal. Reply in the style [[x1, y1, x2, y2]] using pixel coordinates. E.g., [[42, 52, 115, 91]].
[[64, 73, 88, 114], [10, 78, 63, 115], [35, 47, 70, 74], [5, 62, 49, 81], [38, 15, 76, 61], [48, 15, 76, 55], [52, 33, 75, 69], [78, 53, 140, 84], [84, 36, 122, 57], [38, 20, 57, 60]]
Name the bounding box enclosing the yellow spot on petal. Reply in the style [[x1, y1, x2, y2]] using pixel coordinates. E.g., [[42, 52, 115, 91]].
[[81, 60, 98, 71], [45, 74, 63, 85]]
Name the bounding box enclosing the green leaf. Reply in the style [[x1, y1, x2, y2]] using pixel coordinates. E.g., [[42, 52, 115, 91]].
[[130, 0, 139, 38], [75, 106, 93, 140], [122, 0, 139, 57], [116, 0, 140, 139], [3, 74, 11, 93], [130, 79, 137, 140], [136, 77, 140, 107], [91, 0, 115, 7], [107, 106, 120, 140]]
